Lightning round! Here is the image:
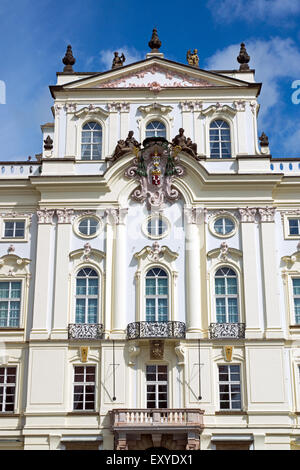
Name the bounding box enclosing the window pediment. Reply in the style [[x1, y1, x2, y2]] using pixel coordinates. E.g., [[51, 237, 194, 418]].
[[134, 242, 178, 268], [69, 244, 105, 265], [74, 106, 109, 119], [202, 104, 237, 118], [282, 251, 300, 270], [0, 254, 30, 276], [207, 244, 242, 263], [138, 103, 173, 116]]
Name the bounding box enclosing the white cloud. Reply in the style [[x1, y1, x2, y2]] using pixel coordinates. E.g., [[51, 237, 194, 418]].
[[98, 46, 145, 71], [205, 37, 300, 154], [206, 0, 300, 23], [205, 37, 300, 117]]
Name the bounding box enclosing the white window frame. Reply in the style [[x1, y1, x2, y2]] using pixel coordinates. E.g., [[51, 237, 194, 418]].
[[0, 365, 17, 413], [138, 115, 171, 143], [146, 364, 168, 409], [209, 119, 232, 159], [73, 365, 96, 412], [214, 267, 239, 323], [142, 214, 170, 240], [145, 268, 169, 322], [204, 113, 236, 159], [218, 364, 242, 411], [145, 120, 167, 139], [1, 216, 30, 242], [0, 280, 22, 328], [73, 214, 102, 239], [80, 121, 103, 161], [74, 268, 100, 324], [208, 212, 238, 239], [283, 214, 300, 239]]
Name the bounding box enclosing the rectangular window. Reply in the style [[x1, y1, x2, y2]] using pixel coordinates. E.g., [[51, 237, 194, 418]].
[[293, 278, 300, 324], [146, 365, 168, 409], [3, 220, 25, 239], [73, 366, 95, 411], [0, 367, 16, 412], [0, 281, 21, 327], [289, 219, 300, 236], [218, 364, 241, 410]]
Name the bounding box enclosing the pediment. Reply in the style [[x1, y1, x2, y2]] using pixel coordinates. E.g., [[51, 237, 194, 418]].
[[60, 58, 254, 92]]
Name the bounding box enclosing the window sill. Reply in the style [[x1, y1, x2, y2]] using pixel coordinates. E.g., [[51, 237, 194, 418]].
[[0, 413, 20, 417], [67, 411, 98, 416], [215, 411, 247, 415], [289, 325, 300, 329], [0, 328, 24, 331]]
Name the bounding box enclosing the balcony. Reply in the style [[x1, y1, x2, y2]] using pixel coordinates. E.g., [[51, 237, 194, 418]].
[[127, 321, 186, 340], [209, 322, 245, 339], [111, 408, 204, 430], [68, 323, 104, 340], [110, 408, 204, 450]]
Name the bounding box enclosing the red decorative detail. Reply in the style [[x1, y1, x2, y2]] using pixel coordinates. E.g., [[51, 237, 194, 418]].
[[152, 173, 161, 185]]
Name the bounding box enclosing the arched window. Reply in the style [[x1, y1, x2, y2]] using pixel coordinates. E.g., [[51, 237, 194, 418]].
[[145, 120, 166, 139], [75, 268, 99, 323], [209, 120, 231, 159], [81, 122, 102, 160], [215, 267, 238, 323], [145, 268, 168, 321]]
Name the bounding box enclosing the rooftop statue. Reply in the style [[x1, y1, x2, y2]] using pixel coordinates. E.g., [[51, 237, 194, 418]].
[[186, 49, 199, 68], [112, 52, 126, 69], [107, 131, 140, 162]]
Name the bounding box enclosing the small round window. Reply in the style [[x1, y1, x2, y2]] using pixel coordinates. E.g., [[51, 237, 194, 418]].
[[77, 217, 100, 238], [143, 215, 169, 239], [213, 217, 235, 236]]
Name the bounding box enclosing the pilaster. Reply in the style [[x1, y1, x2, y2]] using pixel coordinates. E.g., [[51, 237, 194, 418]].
[[184, 207, 202, 337], [259, 207, 283, 338], [30, 210, 55, 340], [51, 209, 74, 340], [238, 207, 263, 338]]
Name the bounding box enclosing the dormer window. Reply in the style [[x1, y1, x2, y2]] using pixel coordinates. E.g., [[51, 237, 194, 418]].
[[81, 122, 102, 160], [210, 120, 231, 159], [145, 121, 166, 139]]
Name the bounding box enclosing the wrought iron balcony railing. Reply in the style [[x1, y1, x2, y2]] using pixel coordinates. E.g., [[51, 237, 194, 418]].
[[68, 323, 104, 340], [209, 322, 245, 339], [127, 321, 186, 340]]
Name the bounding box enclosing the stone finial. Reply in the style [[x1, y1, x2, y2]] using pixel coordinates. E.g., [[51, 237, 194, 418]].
[[148, 28, 162, 52], [237, 42, 250, 71], [112, 52, 126, 69], [259, 132, 269, 147], [43, 135, 53, 150], [62, 45, 76, 73]]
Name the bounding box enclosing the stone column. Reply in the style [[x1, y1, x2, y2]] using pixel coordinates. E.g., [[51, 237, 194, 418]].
[[258, 207, 283, 338], [184, 207, 202, 336], [107, 208, 128, 337], [30, 210, 55, 340], [238, 207, 263, 338], [51, 209, 73, 340]]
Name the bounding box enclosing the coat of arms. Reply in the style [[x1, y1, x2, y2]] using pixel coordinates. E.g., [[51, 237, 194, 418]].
[[125, 137, 184, 209]]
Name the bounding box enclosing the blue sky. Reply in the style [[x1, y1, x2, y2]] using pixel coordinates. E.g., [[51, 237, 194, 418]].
[[1, 0, 300, 160]]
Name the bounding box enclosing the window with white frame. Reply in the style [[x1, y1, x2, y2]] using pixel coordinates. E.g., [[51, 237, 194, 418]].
[[215, 267, 239, 323], [78, 217, 100, 237], [145, 268, 168, 322], [209, 120, 231, 159], [292, 278, 300, 324], [289, 219, 300, 236], [75, 268, 99, 324], [146, 365, 168, 409], [3, 220, 25, 239], [73, 365, 95, 411], [81, 122, 102, 160], [145, 120, 166, 139], [144, 215, 169, 239], [213, 217, 235, 236], [218, 364, 241, 410], [0, 281, 21, 327], [0, 366, 16, 412]]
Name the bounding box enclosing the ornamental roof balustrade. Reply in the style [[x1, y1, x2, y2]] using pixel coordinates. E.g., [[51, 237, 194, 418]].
[[209, 322, 245, 339], [68, 323, 104, 340], [127, 321, 186, 340], [0, 162, 41, 178]]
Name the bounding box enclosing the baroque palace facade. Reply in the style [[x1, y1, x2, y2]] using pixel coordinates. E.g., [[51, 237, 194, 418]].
[[0, 29, 300, 450]]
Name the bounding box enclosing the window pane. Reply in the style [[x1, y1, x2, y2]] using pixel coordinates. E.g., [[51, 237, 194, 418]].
[[87, 299, 98, 323], [158, 298, 168, 321], [215, 277, 225, 295], [157, 278, 168, 295], [146, 298, 156, 322], [216, 298, 226, 322], [0, 283, 9, 299], [75, 299, 86, 323], [227, 277, 237, 295], [289, 219, 299, 235], [76, 278, 86, 296], [146, 278, 156, 296]]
